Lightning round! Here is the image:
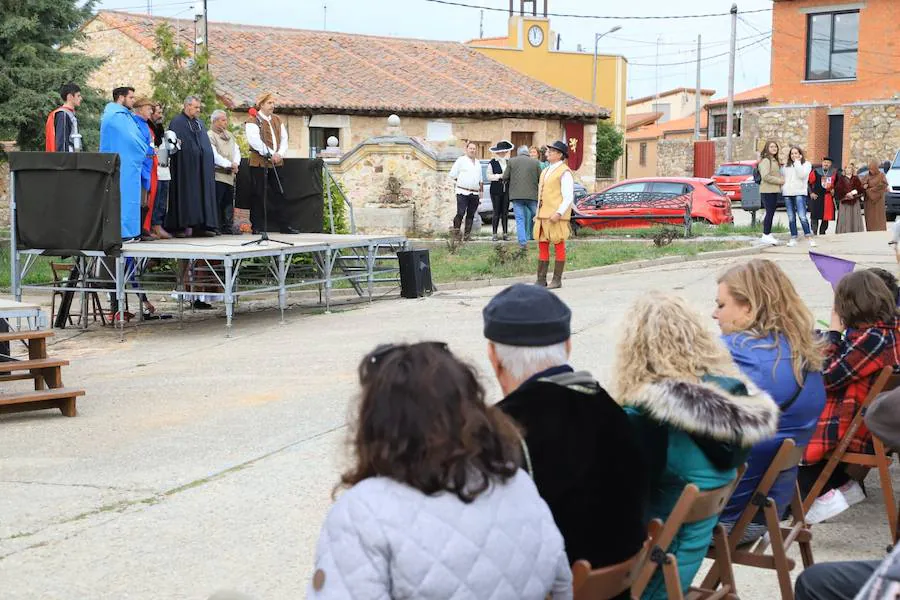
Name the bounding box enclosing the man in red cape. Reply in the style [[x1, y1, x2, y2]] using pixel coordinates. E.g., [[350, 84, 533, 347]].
[[44, 83, 82, 152]]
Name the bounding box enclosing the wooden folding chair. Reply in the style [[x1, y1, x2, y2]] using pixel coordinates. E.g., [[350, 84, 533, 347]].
[[631, 466, 746, 600], [701, 439, 812, 600], [802, 366, 900, 542], [572, 540, 649, 600]]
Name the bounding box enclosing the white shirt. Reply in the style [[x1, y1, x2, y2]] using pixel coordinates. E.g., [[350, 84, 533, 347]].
[[543, 160, 575, 215], [449, 155, 482, 196], [208, 129, 241, 168], [245, 112, 288, 157]]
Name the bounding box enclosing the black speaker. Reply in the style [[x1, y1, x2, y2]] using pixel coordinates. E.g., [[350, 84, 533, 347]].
[[398, 249, 434, 298]]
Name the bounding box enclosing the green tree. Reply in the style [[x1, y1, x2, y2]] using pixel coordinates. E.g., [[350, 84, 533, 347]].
[[0, 0, 105, 152], [149, 23, 220, 124], [595, 119, 625, 179]]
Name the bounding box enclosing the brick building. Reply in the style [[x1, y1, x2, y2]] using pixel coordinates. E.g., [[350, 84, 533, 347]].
[[74, 11, 607, 183], [767, 0, 900, 167]]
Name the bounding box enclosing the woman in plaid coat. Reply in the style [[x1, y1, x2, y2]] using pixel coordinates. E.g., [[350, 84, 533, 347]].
[[800, 270, 900, 523]]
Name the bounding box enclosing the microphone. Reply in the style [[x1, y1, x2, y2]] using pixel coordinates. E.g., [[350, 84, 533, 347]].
[[248, 107, 258, 119]]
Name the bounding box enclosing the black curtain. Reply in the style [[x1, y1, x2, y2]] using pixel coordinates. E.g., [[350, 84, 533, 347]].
[[9, 152, 122, 255], [234, 157, 325, 233]]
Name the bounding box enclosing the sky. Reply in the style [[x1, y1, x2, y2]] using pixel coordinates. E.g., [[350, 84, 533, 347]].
[[92, 0, 776, 102]]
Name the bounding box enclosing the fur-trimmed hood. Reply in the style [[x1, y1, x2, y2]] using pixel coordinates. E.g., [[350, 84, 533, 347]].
[[622, 376, 779, 447]]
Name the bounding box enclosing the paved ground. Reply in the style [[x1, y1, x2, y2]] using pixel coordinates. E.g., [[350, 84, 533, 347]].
[[1, 225, 898, 599]]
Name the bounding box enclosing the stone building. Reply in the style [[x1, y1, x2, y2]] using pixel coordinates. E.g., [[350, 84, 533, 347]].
[[768, 0, 900, 167], [75, 11, 607, 184]]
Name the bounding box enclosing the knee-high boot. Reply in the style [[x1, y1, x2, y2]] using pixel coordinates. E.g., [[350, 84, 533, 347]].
[[535, 260, 549, 287], [548, 260, 565, 289]]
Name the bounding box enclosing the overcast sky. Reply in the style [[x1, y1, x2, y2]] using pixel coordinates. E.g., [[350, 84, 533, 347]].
[[94, 0, 775, 102]]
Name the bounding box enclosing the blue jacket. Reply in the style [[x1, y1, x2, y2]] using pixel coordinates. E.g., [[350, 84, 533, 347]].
[[720, 333, 826, 524], [131, 113, 154, 192], [624, 375, 778, 600]]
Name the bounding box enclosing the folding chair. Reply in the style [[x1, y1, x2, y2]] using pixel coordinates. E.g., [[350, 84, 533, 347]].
[[571, 540, 649, 600], [701, 439, 812, 600], [802, 366, 900, 542], [631, 466, 746, 600]]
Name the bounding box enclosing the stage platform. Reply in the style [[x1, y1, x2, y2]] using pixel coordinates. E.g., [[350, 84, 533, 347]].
[[10, 233, 408, 335]]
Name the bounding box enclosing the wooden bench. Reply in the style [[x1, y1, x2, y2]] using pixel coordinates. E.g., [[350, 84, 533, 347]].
[[0, 329, 86, 417]]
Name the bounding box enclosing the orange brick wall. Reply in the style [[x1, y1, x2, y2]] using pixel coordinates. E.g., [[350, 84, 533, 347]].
[[771, 0, 900, 104], [806, 107, 829, 161]]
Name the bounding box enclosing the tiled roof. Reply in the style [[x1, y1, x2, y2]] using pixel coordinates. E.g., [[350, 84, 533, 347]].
[[626, 111, 708, 141], [91, 11, 609, 119], [626, 112, 663, 130], [705, 85, 771, 108], [627, 87, 717, 107]]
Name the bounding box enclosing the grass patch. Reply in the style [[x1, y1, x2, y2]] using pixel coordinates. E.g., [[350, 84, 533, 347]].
[[574, 222, 787, 239], [428, 240, 746, 283]]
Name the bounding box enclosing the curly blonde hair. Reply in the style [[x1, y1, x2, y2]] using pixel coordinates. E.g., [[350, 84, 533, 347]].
[[614, 292, 740, 402], [718, 259, 825, 383]]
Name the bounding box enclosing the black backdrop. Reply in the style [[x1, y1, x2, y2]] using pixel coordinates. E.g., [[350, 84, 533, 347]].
[[9, 152, 122, 254], [234, 157, 325, 233]]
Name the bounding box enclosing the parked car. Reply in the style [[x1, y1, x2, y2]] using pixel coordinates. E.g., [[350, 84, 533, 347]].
[[712, 160, 757, 202], [476, 159, 587, 226], [885, 151, 900, 221], [573, 177, 733, 231]]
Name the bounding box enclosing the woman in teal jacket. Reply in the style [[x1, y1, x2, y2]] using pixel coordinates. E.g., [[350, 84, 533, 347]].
[[614, 293, 779, 600]]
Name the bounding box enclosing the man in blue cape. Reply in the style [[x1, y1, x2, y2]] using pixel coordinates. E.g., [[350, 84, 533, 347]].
[[99, 86, 146, 240]]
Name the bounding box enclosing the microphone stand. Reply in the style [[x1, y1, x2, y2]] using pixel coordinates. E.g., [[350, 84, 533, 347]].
[[243, 134, 290, 247]]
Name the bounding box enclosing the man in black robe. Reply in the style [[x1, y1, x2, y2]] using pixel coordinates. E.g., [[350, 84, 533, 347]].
[[166, 95, 218, 237]]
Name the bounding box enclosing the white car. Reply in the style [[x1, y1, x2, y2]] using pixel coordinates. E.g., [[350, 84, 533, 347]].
[[886, 151, 900, 221]]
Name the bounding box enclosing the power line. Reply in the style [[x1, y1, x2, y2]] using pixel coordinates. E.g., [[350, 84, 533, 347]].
[[617, 31, 770, 62], [629, 34, 770, 67], [421, 0, 771, 20]]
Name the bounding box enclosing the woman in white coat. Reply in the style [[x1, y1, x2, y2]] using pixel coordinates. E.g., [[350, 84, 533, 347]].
[[782, 146, 815, 247], [308, 342, 572, 599]]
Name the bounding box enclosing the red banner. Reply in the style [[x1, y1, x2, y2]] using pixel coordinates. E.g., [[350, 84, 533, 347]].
[[564, 121, 585, 170]]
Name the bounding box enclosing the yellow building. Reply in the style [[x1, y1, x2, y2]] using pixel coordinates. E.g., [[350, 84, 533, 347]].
[[467, 9, 627, 180]]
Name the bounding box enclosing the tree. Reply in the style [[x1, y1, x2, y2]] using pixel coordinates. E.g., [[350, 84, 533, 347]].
[[149, 23, 220, 124], [595, 119, 625, 179], [0, 0, 105, 151]]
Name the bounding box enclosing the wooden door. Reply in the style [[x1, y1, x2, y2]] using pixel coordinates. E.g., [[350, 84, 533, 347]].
[[511, 132, 534, 152]]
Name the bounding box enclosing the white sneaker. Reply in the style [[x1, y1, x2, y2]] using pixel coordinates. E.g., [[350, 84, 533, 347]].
[[787, 238, 797, 247], [806, 489, 850, 524], [808, 238, 817, 247], [838, 481, 866, 507], [760, 234, 779, 246]]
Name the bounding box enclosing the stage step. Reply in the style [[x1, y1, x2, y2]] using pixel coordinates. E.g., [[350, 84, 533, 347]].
[[0, 358, 69, 374], [0, 387, 85, 417], [0, 330, 54, 343]]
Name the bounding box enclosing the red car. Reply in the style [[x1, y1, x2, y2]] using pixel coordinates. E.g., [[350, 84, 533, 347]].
[[573, 177, 733, 230], [712, 160, 757, 202]]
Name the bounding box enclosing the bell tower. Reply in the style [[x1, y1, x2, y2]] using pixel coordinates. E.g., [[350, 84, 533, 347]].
[[509, 0, 548, 17]]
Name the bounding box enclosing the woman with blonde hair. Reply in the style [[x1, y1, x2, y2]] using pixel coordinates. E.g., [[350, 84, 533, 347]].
[[615, 293, 778, 600], [714, 259, 826, 534]]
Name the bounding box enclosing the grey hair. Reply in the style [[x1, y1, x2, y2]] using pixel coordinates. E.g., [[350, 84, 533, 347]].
[[517, 145, 530, 156], [492, 341, 569, 382], [183, 95, 202, 107], [210, 109, 227, 124]]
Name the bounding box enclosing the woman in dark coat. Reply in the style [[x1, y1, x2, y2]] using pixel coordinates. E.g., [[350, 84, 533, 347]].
[[863, 159, 889, 231], [835, 163, 865, 234]]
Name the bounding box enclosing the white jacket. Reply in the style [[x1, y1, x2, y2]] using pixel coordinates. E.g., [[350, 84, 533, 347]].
[[782, 161, 812, 197], [308, 471, 573, 599]]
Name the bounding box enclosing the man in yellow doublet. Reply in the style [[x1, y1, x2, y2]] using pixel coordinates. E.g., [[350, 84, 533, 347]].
[[533, 140, 574, 289]]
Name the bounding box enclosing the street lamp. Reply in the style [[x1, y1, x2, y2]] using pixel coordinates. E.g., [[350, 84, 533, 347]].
[[591, 25, 622, 105]]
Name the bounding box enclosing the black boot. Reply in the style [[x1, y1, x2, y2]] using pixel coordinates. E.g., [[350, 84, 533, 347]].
[[535, 260, 549, 287], [464, 218, 474, 241]]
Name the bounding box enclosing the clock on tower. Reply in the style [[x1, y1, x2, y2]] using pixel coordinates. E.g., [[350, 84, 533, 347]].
[[527, 25, 544, 47]]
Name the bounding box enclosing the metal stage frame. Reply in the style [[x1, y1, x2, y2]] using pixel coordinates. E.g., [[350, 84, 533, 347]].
[[9, 234, 408, 336]]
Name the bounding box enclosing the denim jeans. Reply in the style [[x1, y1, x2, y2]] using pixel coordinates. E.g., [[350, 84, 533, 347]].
[[784, 195, 812, 237], [512, 199, 538, 246], [151, 180, 169, 226]]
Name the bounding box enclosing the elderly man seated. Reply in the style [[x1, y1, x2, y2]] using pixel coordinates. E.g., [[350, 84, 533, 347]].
[[484, 283, 648, 597]]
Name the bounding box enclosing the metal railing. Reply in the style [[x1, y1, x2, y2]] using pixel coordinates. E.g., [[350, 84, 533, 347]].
[[573, 191, 694, 237]]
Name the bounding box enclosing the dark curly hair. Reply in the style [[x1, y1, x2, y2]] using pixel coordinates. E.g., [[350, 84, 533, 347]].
[[338, 342, 522, 503]]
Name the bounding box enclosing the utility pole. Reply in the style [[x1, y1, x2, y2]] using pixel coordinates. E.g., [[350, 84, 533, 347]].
[[147, 0, 152, 15], [725, 3, 738, 161], [324, 2, 328, 30], [694, 34, 702, 140], [654, 35, 661, 116], [480, 9, 484, 39]]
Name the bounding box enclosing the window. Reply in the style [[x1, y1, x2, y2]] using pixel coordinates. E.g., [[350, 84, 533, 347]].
[[649, 182, 690, 195], [712, 114, 742, 138], [651, 102, 671, 123], [806, 11, 859, 80], [309, 127, 340, 156], [639, 142, 648, 167], [714, 164, 754, 177]]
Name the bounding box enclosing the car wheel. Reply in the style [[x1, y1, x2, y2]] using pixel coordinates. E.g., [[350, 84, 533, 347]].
[[888, 213, 897, 222], [692, 218, 713, 225]]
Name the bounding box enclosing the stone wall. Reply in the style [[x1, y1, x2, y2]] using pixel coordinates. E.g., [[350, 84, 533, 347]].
[[74, 21, 158, 98], [754, 107, 811, 158], [657, 140, 694, 177], [847, 102, 900, 166]]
